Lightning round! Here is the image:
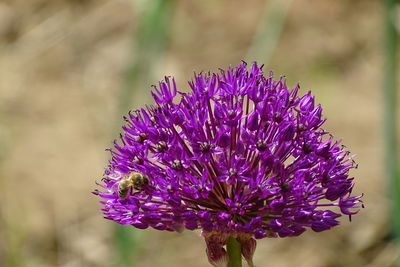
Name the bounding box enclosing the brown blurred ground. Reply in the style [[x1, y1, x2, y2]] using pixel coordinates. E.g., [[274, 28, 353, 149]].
[[0, 0, 398, 266]]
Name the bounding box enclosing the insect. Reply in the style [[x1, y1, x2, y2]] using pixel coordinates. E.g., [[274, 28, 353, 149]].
[[118, 172, 149, 198]]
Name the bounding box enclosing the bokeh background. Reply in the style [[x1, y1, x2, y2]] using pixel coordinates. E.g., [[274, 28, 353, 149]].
[[0, 0, 399, 266]]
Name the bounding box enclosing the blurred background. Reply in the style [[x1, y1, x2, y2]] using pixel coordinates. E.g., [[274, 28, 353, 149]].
[[0, 0, 399, 266]]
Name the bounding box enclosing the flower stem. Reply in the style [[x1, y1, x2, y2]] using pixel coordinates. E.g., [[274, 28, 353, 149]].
[[227, 236, 242, 267], [384, 0, 400, 251]]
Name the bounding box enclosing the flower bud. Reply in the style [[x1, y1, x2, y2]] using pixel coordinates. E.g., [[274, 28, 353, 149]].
[[204, 233, 229, 267], [237, 234, 257, 267]]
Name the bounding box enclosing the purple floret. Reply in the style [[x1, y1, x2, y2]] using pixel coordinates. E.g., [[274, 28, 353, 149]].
[[95, 62, 362, 239]]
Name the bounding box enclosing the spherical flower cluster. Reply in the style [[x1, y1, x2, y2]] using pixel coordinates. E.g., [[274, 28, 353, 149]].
[[95, 62, 362, 264]]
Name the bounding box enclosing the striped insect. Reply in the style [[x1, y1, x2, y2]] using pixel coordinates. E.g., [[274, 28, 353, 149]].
[[117, 172, 149, 198]]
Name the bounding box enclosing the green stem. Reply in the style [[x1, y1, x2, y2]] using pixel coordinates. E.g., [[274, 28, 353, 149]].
[[245, 0, 293, 64], [113, 1, 174, 266], [384, 0, 399, 241], [227, 237, 242, 267]]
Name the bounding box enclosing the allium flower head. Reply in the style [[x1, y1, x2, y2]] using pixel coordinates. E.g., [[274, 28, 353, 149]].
[[95, 62, 362, 265]]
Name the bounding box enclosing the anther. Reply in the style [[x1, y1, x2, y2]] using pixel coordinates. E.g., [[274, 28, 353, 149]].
[[200, 142, 211, 153], [229, 168, 238, 177], [297, 124, 306, 132], [136, 133, 148, 143], [156, 141, 168, 152], [281, 182, 291, 192], [171, 160, 183, 170], [133, 156, 143, 165], [273, 112, 283, 123], [256, 140, 268, 151], [302, 143, 313, 154]]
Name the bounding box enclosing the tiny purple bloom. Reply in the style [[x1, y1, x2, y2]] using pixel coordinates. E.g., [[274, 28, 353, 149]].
[[94, 62, 362, 264]]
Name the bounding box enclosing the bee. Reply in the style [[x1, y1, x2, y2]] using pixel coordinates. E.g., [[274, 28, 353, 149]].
[[118, 172, 149, 198]]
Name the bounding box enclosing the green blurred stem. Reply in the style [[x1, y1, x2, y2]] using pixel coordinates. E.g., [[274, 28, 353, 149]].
[[245, 0, 292, 63], [227, 237, 242, 267], [114, 1, 174, 266], [114, 225, 140, 267], [119, 0, 173, 117], [384, 0, 399, 241]]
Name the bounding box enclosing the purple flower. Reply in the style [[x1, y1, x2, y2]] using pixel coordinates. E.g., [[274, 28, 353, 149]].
[[95, 62, 362, 265]]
